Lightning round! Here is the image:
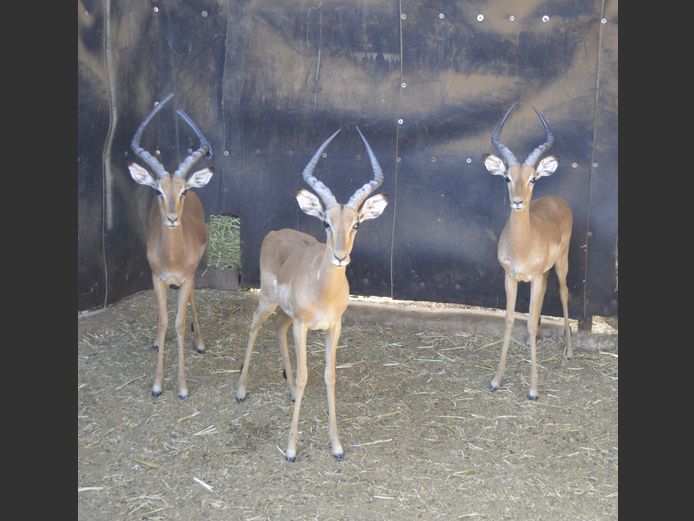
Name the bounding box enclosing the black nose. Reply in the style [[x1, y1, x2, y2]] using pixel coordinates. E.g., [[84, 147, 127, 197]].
[[167, 217, 177, 224], [513, 199, 523, 205], [334, 254, 347, 263]]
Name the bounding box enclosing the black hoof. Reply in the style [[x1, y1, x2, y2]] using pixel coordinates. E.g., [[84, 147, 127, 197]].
[[283, 368, 287, 380], [152, 344, 159, 352], [239, 363, 244, 371], [286, 455, 296, 462], [152, 390, 162, 398], [528, 394, 539, 401], [490, 384, 498, 392], [333, 453, 344, 461], [179, 394, 188, 400], [191, 322, 195, 332], [235, 395, 246, 403], [196, 347, 205, 354]]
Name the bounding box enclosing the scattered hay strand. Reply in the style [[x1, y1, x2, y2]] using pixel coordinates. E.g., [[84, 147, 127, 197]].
[[193, 477, 214, 492]]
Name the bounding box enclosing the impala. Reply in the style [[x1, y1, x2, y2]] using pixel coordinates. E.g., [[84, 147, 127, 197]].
[[235, 127, 389, 461], [128, 93, 214, 400], [483, 103, 573, 400]]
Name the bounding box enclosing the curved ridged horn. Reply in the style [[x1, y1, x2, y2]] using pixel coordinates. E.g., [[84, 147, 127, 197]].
[[174, 109, 213, 178], [347, 127, 384, 209], [491, 103, 520, 166], [523, 107, 554, 166], [131, 92, 174, 178], [302, 128, 342, 208]]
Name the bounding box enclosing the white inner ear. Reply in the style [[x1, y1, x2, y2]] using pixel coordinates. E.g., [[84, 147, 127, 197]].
[[296, 189, 325, 219], [536, 156, 559, 178], [359, 193, 389, 222], [129, 163, 159, 189], [484, 154, 507, 176], [187, 167, 214, 188]]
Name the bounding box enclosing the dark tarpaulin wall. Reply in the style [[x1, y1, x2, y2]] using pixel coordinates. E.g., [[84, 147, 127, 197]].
[[78, 0, 617, 322]]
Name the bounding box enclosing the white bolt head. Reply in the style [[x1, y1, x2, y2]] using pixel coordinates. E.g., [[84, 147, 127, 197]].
[[438, 13, 445, 19], [397, 118, 404, 125], [153, 6, 159, 13], [601, 18, 607, 24], [224, 150, 230, 157], [466, 158, 472, 164], [509, 15, 516, 21], [202, 10, 208, 18], [592, 162, 599, 168], [571, 162, 578, 168], [401, 82, 407, 88], [542, 15, 550, 22], [400, 13, 407, 20], [477, 14, 484, 22], [321, 152, 328, 158]]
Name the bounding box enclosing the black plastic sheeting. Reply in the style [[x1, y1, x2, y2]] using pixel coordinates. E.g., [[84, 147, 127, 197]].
[[78, 0, 618, 321]]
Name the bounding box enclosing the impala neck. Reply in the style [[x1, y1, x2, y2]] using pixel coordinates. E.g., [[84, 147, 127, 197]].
[[507, 205, 533, 258], [159, 221, 186, 262], [315, 248, 348, 302]]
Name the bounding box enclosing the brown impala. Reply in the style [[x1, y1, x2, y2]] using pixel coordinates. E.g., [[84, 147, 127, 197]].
[[483, 103, 573, 400], [235, 127, 389, 461], [128, 93, 214, 400]]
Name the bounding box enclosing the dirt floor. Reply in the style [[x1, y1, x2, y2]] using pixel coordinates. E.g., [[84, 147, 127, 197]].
[[78, 289, 618, 520]]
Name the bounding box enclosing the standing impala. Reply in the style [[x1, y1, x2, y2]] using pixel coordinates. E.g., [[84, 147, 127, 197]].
[[128, 93, 214, 400], [483, 103, 573, 400], [235, 127, 389, 461]]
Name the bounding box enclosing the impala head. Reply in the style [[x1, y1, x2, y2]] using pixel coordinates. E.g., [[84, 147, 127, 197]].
[[483, 103, 559, 211], [128, 93, 214, 228], [296, 127, 389, 267]]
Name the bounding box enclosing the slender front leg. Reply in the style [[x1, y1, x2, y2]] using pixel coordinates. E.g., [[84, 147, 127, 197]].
[[151, 275, 168, 397], [189, 288, 205, 353], [277, 312, 297, 402], [492, 273, 518, 391], [175, 279, 195, 400], [526, 276, 546, 400], [235, 296, 277, 402], [324, 321, 344, 460], [286, 321, 308, 462]]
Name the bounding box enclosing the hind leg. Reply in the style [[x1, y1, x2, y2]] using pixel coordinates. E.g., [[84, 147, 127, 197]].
[[235, 294, 277, 402], [276, 311, 296, 401], [555, 259, 573, 359]]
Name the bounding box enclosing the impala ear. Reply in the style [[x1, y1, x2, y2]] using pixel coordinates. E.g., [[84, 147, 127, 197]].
[[535, 155, 559, 178], [187, 167, 214, 188], [296, 189, 325, 219], [129, 163, 159, 189], [483, 153, 507, 176], [359, 193, 389, 222]]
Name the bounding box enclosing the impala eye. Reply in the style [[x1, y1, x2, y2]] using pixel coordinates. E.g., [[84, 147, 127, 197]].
[[505, 177, 511, 184], [529, 178, 536, 184], [353, 222, 360, 230], [180, 189, 188, 198], [157, 191, 164, 198], [323, 221, 330, 230]]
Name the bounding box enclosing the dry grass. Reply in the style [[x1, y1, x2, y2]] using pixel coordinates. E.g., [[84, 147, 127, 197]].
[[78, 289, 617, 520], [206, 215, 241, 270]]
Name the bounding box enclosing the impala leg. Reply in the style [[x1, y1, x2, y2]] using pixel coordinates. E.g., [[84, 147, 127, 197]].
[[555, 259, 573, 359], [175, 279, 195, 400], [492, 273, 518, 391], [277, 312, 297, 402], [189, 288, 205, 354], [151, 276, 168, 397], [286, 321, 308, 462], [325, 321, 344, 460], [235, 297, 277, 402], [527, 276, 546, 401], [527, 272, 547, 346]]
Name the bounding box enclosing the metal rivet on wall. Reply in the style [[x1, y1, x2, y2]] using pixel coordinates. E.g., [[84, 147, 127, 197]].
[[321, 152, 328, 158], [201, 10, 208, 18], [438, 13, 445, 19], [401, 82, 407, 88], [466, 157, 472, 164], [509, 15, 516, 21], [571, 162, 578, 168], [400, 13, 407, 20], [398, 118, 404, 125], [396, 156, 402, 163], [601, 18, 607, 24], [223, 150, 230, 157], [592, 162, 599, 168], [155, 149, 161, 156], [431, 156, 437, 162], [187, 148, 193, 154], [356, 154, 362, 160], [477, 14, 484, 22], [153, 7, 159, 13], [542, 15, 550, 22]]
